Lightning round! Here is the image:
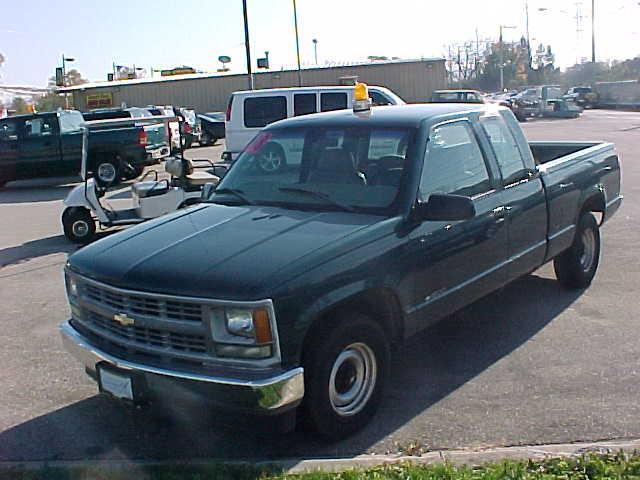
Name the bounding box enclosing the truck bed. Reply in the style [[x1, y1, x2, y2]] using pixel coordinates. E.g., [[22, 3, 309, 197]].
[[531, 140, 622, 261]]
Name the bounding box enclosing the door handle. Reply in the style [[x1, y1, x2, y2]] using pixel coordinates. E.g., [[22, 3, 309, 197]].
[[491, 206, 506, 217]]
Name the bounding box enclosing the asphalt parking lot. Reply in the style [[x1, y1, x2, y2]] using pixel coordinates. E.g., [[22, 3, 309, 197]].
[[0, 110, 639, 463]]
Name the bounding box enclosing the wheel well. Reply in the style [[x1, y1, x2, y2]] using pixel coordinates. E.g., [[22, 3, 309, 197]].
[[299, 288, 404, 363], [582, 191, 606, 224]]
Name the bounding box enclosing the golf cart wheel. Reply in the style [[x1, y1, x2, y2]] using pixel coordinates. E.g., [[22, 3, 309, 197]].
[[257, 143, 286, 173], [95, 159, 120, 188], [182, 136, 193, 149], [301, 312, 390, 440], [62, 207, 96, 244], [201, 132, 217, 146]]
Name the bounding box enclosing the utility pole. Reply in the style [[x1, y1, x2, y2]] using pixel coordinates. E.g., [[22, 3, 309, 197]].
[[525, 0, 531, 73], [293, 0, 302, 86], [499, 25, 504, 91], [591, 0, 596, 62], [242, 0, 254, 90], [312, 38, 318, 65]]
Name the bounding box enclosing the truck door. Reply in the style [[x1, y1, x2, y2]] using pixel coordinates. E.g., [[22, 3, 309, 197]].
[[17, 114, 62, 179], [408, 119, 508, 335], [479, 113, 547, 281], [0, 118, 20, 184]]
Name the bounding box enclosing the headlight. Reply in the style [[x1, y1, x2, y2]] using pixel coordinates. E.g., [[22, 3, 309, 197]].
[[65, 273, 79, 301], [210, 306, 275, 359]]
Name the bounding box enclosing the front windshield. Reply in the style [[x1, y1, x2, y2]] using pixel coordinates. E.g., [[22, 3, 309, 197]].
[[211, 126, 415, 213]]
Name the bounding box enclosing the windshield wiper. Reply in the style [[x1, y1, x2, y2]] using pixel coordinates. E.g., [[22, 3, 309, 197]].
[[278, 186, 356, 213], [204, 188, 254, 205]]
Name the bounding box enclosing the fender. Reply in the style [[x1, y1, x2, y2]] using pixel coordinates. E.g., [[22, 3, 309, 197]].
[[63, 179, 111, 224]]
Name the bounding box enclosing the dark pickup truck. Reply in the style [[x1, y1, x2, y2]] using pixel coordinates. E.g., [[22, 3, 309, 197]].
[[60, 102, 621, 439], [0, 110, 154, 188]]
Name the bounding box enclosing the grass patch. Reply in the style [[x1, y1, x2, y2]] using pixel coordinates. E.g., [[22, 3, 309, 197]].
[[1, 452, 640, 480]]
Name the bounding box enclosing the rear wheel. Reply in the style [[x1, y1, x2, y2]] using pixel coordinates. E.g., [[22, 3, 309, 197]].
[[301, 312, 390, 440], [62, 207, 96, 244], [554, 211, 600, 289], [95, 158, 120, 188]]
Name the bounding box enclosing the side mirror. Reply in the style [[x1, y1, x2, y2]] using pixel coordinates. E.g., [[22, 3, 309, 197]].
[[211, 164, 228, 178], [412, 193, 475, 222], [201, 182, 216, 200]]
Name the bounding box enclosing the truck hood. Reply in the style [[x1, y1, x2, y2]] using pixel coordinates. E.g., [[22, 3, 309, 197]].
[[68, 204, 387, 299]]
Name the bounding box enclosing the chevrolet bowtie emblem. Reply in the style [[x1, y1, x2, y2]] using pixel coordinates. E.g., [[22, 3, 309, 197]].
[[113, 313, 135, 326]]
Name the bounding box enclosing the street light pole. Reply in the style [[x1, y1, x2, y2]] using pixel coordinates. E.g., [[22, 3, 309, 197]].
[[591, 0, 596, 62], [293, 0, 302, 86], [61, 54, 75, 108], [242, 0, 254, 90]]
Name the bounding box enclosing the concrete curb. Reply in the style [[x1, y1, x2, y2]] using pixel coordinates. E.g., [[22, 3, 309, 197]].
[[1, 438, 639, 474]]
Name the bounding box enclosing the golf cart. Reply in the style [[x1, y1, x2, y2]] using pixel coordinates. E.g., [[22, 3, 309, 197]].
[[62, 116, 225, 244]]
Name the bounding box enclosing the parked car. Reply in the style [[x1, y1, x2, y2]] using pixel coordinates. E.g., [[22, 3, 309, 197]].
[[60, 94, 621, 439], [83, 107, 170, 161], [430, 89, 485, 103], [176, 108, 201, 149], [197, 111, 225, 146], [222, 85, 405, 161], [566, 86, 597, 108], [0, 110, 153, 188], [507, 85, 582, 121]]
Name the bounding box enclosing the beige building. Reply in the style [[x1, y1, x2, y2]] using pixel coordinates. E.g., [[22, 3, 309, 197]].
[[60, 59, 446, 112]]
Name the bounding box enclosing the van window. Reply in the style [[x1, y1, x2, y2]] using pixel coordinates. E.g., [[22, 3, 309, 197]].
[[370, 90, 392, 106], [420, 121, 490, 198], [320, 92, 348, 112], [294, 93, 317, 116], [244, 96, 287, 128]]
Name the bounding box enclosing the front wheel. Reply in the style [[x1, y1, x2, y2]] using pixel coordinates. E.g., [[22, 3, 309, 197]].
[[301, 313, 390, 440], [62, 207, 96, 244], [554, 211, 600, 289]]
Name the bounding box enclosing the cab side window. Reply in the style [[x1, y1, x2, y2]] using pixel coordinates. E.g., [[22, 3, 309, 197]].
[[24, 118, 54, 137], [0, 119, 17, 139], [480, 116, 527, 185], [370, 91, 392, 106], [420, 121, 491, 199], [244, 96, 287, 128]]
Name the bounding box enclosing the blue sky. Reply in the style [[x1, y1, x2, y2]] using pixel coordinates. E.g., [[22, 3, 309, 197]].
[[1, 0, 639, 86]]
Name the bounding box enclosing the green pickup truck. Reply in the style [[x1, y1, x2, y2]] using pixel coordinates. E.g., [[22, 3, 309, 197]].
[[0, 110, 156, 188], [60, 101, 621, 439]]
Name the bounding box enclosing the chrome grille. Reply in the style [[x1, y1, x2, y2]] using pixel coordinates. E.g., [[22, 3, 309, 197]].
[[84, 283, 203, 323], [85, 310, 207, 354]]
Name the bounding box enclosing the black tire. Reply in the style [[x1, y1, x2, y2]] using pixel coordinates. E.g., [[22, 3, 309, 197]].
[[95, 158, 120, 188], [301, 312, 390, 440], [256, 143, 286, 173], [554, 211, 600, 289], [200, 132, 213, 146], [62, 207, 96, 244], [515, 111, 527, 122], [182, 136, 193, 149], [123, 164, 145, 180]]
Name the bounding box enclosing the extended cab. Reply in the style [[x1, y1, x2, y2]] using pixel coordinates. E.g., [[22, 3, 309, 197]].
[[0, 110, 153, 188], [60, 101, 622, 438]]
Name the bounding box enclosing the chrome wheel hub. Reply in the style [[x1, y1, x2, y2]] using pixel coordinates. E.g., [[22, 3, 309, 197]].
[[72, 220, 89, 237], [579, 228, 596, 272], [97, 163, 116, 183], [259, 151, 282, 172], [329, 342, 377, 417]]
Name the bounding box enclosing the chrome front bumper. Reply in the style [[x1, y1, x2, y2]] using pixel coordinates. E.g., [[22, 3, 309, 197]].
[[60, 321, 304, 413]]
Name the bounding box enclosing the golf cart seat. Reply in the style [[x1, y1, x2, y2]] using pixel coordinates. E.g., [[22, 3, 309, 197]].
[[165, 157, 220, 188], [132, 180, 170, 198]]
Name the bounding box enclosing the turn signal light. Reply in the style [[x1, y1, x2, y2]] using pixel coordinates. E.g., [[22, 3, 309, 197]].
[[253, 308, 273, 344]]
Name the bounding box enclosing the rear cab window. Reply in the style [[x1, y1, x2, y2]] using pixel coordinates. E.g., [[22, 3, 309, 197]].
[[244, 96, 287, 128], [480, 115, 528, 185], [420, 120, 491, 198], [24, 117, 56, 137]]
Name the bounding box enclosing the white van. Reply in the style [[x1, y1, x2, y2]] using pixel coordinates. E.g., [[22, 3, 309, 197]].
[[222, 85, 404, 161]]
